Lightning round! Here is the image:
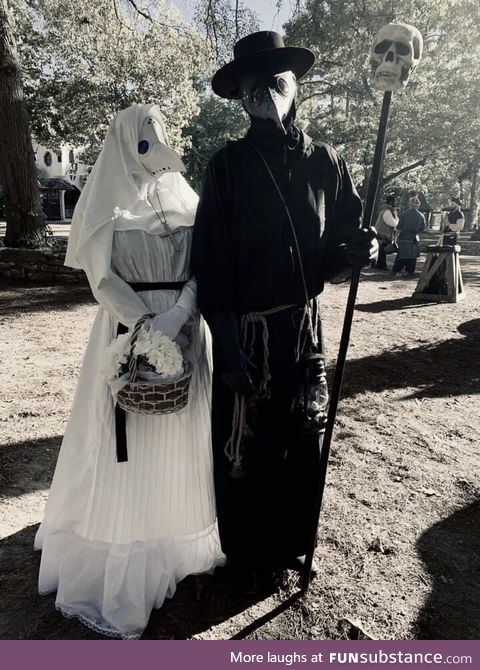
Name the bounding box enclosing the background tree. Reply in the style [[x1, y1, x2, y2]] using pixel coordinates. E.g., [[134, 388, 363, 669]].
[[194, 0, 258, 64], [5, 0, 479, 245], [17, 0, 258, 170], [284, 0, 480, 214], [19, 0, 212, 160], [182, 95, 248, 190], [0, 0, 46, 248]]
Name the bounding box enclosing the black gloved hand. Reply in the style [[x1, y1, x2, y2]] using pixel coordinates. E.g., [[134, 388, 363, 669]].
[[221, 351, 256, 396], [338, 227, 379, 267]]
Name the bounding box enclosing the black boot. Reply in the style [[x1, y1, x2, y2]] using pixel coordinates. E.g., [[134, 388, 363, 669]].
[[226, 559, 276, 596]]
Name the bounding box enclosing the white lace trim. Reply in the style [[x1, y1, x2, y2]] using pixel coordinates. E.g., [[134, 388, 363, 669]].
[[56, 606, 141, 640], [36, 520, 225, 639]]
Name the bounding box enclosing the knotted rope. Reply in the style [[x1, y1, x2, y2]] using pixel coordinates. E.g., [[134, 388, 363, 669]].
[[225, 141, 326, 477], [224, 304, 294, 478], [246, 140, 319, 355]]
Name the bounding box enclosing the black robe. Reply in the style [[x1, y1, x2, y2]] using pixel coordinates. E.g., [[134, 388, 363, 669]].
[[192, 119, 362, 568]]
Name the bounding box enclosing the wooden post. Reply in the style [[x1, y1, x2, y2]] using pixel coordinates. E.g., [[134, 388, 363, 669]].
[[413, 245, 465, 303]]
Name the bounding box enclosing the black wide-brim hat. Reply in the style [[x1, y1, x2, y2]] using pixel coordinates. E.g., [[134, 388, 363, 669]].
[[212, 31, 315, 99]]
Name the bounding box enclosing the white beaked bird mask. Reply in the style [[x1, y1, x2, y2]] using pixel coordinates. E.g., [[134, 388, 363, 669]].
[[137, 113, 185, 177], [65, 103, 197, 290]]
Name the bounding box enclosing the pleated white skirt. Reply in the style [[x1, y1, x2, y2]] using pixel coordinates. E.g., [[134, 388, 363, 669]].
[[35, 281, 224, 638]]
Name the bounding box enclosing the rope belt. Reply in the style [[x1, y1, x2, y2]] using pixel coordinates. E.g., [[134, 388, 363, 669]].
[[115, 279, 187, 463], [225, 303, 295, 479]]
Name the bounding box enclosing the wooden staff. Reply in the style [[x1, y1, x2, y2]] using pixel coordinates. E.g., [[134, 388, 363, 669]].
[[301, 89, 393, 591], [301, 22, 424, 587]]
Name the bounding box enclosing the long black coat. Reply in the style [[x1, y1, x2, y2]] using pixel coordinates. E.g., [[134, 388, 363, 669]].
[[193, 124, 362, 319], [192, 121, 362, 567]]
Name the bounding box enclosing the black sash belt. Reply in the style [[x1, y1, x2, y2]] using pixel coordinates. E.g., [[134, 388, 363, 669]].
[[127, 281, 187, 292], [114, 279, 187, 463]]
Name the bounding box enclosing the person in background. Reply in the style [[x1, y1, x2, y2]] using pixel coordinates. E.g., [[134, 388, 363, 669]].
[[392, 195, 426, 276], [441, 197, 464, 246], [372, 194, 399, 270]]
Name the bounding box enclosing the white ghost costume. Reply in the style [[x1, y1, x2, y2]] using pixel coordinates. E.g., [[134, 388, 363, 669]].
[[35, 103, 224, 639]]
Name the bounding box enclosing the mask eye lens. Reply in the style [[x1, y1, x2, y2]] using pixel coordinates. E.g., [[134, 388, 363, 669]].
[[138, 140, 149, 155], [276, 76, 289, 96]]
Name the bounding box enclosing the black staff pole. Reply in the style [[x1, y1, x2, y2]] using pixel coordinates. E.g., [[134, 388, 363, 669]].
[[302, 90, 392, 591]]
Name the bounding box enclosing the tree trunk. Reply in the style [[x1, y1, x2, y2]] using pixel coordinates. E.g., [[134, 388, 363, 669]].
[[0, 0, 47, 248], [467, 160, 478, 231]]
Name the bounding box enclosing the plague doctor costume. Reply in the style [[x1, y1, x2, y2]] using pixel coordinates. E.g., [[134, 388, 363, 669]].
[[35, 103, 224, 639], [193, 32, 374, 589]]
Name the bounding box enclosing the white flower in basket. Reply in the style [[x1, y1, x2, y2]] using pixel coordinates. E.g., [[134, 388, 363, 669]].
[[104, 314, 192, 416], [104, 332, 131, 381], [132, 328, 184, 381]]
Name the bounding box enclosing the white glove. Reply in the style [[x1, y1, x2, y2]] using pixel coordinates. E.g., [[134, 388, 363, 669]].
[[151, 305, 190, 340]]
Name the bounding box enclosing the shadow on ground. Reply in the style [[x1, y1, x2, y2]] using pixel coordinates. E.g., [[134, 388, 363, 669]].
[[340, 318, 480, 399], [0, 438, 295, 640], [0, 522, 295, 640], [0, 283, 93, 318], [0, 436, 62, 500], [0, 524, 106, 640], [415, 499, 480, 639], [356, 295, 439, 313]]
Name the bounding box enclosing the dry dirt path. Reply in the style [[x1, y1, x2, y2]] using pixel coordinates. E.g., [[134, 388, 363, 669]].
[[1, 256, 479, 640]]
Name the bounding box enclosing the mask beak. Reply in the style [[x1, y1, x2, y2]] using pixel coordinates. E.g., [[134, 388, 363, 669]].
[[141, 144, 185, 177], [137, 114, 185, 177], [267, 88, 288, 134], [240, 71, 297, 134]]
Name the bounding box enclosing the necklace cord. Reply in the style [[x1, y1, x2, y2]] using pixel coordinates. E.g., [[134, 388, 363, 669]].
[[246, 139, 318, 349]]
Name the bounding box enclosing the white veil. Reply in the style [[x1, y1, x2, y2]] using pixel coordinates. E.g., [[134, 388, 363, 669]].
[[65, 103, 198, 289]]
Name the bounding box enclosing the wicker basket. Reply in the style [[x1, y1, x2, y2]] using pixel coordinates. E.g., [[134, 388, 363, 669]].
[[116, 314, 192, 415]]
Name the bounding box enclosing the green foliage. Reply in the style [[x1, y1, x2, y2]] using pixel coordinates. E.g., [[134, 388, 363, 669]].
[[9, 0, 258, 182], [15, 0, 212, 159], [193, 0, 258, 66], [286, 0, 480, 209], [182, 94, 248, 189], [8, 0, 480, 213]]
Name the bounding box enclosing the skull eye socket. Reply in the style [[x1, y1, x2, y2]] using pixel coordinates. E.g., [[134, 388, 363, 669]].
[[138, 140, 149, 155], [374, 40, 392, 54], [374, 39, 411, 56], [395, 41, 410, 56]]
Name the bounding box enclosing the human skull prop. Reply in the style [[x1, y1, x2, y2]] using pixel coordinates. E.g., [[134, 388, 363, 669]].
[[369, 23, 423, 91]]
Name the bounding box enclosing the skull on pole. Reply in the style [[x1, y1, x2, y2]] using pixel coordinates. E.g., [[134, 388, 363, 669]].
[[369, 22, 423, 91]]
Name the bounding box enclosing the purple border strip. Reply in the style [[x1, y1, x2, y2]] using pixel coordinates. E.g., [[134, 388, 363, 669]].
[[0, 640, 478, 670]]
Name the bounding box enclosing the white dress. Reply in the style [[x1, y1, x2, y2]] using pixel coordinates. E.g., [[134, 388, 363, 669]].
[[35, 227, 224, 639]]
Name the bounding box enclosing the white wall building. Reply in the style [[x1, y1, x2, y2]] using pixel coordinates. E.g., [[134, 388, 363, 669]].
[[33, 143, 91, 220], [34, 142, 91, 189]]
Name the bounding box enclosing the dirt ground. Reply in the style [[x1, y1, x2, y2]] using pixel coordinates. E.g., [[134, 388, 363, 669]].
[[1, 246, 480, 640]]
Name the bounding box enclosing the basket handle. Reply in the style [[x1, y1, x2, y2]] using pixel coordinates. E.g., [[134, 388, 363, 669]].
[[127, 313, 154, 382]]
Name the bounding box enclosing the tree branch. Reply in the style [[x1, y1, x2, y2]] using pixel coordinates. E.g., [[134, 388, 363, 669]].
[[235, 0, 239, 41], [124, 0, 151, 21], [383, 158, 426, 184], [298, 77, 335, 89], [113, 0, 134, 31], [296, 88, 336, 109]]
